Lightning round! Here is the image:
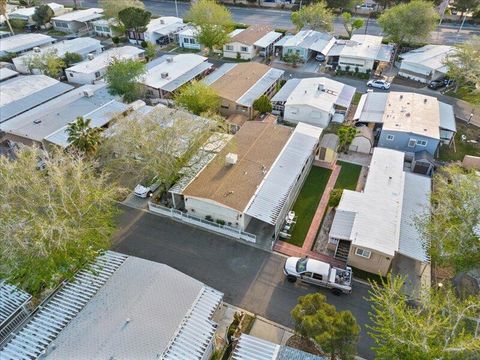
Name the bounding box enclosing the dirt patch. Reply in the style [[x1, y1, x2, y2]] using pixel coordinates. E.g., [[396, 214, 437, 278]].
[[313, 207, 335, 256], [286, 335, 324, 356]]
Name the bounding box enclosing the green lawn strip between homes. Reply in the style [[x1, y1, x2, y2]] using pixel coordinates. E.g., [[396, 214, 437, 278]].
[[286, 167, 332, 247]]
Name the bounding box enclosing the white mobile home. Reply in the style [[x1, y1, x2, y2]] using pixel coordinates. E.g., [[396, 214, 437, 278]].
[[0, 33, 55, 57], [52, 8, 104, 34], [223, 25, 278, 60], [177, 26, 201, 50], [128, 16, 184, 45], [13, 37, 103, 74], [272, 77, 356, 127], [276, 29, 336, 62], [65, 46, 144, 85]]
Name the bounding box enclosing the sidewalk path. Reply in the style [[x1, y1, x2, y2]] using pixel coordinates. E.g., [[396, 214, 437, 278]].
[[274, 163, 345, 268]]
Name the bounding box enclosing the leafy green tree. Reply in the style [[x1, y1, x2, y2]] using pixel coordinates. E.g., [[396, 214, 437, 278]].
[[337, 125, 357, 152], [368, 274, 480, 359], [32, 4, 54, 27], [292, 293, 360, 360], [328, 188, 343, 207], [174, 80, 220, 115], [104, 58, 146, 102], [0, 147, 121, 295], [454, 0, 480, 18], [445, 36, 480, 94], [23, 50, 65, 78], [9, 18, 26, 32], [283, 52, 302, 67], [186, 0, 234, 54], [378, 1, 438, 62], [66, 117, 102, 156], [62, 52, 83, 67], [341, 12, 364, 38], [416, 165, 480, 272], [291, 2, 334, 32], [144, 41, 157, 61], [19, 0, 40, 6], [100, 0, 144, 18], [253, 95, 272, 114], [118, 7, 151, 43]]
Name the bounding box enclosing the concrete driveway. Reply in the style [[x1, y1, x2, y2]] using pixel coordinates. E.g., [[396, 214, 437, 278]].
[[112, 205, 376, 359]]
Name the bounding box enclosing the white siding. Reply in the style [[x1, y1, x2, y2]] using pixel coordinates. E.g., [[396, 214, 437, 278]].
[[223, 42, 255, 60], [184, 197, 245, 229], [283, 104, 332, 128]]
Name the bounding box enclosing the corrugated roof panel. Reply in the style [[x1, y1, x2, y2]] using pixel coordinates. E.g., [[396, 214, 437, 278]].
[[0, 282, 31, 328], [356, 92, 388, 123], [271, 78, 301, 103], [398, 172, 430, 262], [336, 84, 356, 109], [246, 123, 322, 225], [162, 61, 213, 92], [438, 101, 456, 132], [237, 68, 284, 107], [232, 334, 279, 360], [0, 252, 127, 360], [254, 31, 283, 48], [203, 63, 237, 85], [329, 210, 356, 240]]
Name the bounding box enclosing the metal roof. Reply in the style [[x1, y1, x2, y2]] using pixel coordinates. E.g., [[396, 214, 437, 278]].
[[246, 122, 322, 225], [52, 8, 103, 22], [0, 251, 127, 360], [203, 63, 237, 85], [237, 68, 284, 107], [353, 92, 388, 123], [0, 68, 17, 81], [0, 282, 31, 329], [254, 31, 283, 48], [0, 34, 54, 55], [319, 133, 339, 149], [337, 84, 356, 108], [398, 172, 430, 262], [162, 61, 213, 92], [162, 286, 223, 359], [329, 210, 356, 240], [399, 45, 454, 73], [153, 22, 185, 36], [438, 101, 456, 132], [271, 78, 301, 103], [0, 76, 73, 123], [232, 334, 279, 360], [278, 347, 326, 360], [44, 100, 128, 147]]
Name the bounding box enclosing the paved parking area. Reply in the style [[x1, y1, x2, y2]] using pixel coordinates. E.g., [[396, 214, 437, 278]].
[[121, 193, 150, 210]]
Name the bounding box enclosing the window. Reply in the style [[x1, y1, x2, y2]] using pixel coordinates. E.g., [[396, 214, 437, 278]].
[[296, 258, 308, 272], [183, 38, 189, 44], [303, 272, 312, 278], [408, 138, 417, 148], [189, 38, 196, 44], [386, 134, 395, 141], [226, 45, 234, 51], [417, 140, 428, 146], [241, 46, 248, 52], [287, 49, 293, 54], [312, 273, 323, 281], [355, 248, 371, 259], [94, 71, 101, 78]]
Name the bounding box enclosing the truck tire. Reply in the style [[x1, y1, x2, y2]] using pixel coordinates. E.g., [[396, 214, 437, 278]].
[[331, 288, 342, 296], [286, 275, 297, 283]]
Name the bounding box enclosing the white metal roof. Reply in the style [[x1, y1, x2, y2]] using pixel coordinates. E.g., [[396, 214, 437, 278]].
[[8, 7, 35, 18], [398, 172, 430, 262], [254, 31, 283, 48], [52, 7, 103, 22], [141, 53, 209, 90], [327, 35, 393, 62], [0, 33, 54, 55], [0, 75, 73, 123], [0, 251, 128, 360], [0, 67, 17, 81], [203, 63, 237, 85], [237, 67, 284, 107], [277, 77, 355, 113], [145, 16, 183, 34], [229, 29, 245, 38], [0, 282, 31, 329], [66, 46, 144, 74], [177, 25, 199, 38], [438, 101, 456, 132], [232, 334, 279, 360], [282, 30, 336, 55], [400, 45, 454, 73], [14, 37, 102, 63], [246, 122, 323, 225], [353, 92, 388, 123], [329, 210, 356, 240]]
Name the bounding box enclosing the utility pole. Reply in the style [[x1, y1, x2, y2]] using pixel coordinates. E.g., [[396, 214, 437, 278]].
[[457, 11, 467, 38], [175, 0, 179, 18]]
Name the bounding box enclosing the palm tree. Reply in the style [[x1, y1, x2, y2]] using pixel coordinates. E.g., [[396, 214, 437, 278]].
[[0, 0, 15, 35], [66, 117, 102, 156]]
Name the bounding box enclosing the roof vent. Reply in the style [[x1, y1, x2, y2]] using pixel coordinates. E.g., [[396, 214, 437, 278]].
[[87, 53, 94, 60], [424, 98, 427, 103], [400, 94, 403, 99], [160, 19, 165, 24], [225, 153, 238, 165], [318, 83, 325, 92], [83, 89, 94, 97], [33, 47, 41, 53], [33, 119, 42, 124], [166, 56, 173, 63], [161, 72, 169, 78], [406, 113, 410, 117]]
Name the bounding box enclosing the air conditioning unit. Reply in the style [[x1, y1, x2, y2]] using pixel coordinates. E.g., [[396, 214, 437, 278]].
[[225, 153, 238, 165], [318, 84, 325, 92], [166, 57, 173, 63], [33, 47, 41, 53], [83, 89, 94, 97], [87, 53, 94, 60], [161, 72, 169, 79]]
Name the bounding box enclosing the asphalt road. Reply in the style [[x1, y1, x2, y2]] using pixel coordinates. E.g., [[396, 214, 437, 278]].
[[112, 205, 375, 359], [61, 0, 478, 44]]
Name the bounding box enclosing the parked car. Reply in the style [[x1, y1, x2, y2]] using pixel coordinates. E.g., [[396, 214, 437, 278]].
[[356, 3, 375, 10], [134, 176, 161, 198], [367, 79, 391, 90], [315, 53, 326, 62], [428, 78, 453, 90], [283, 256, 353, 295]]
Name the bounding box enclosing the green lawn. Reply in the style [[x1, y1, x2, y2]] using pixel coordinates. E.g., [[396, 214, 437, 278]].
[[286, 167, 332, 247], [334, 161, 362, 190], [445, 86, 480, 105], [352, 92, 363, 106], [438, 122, 480, 162]]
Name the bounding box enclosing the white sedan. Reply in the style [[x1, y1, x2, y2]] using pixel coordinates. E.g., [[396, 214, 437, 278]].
[[367, 79, 391, 90], [134, 176, 161, 198]]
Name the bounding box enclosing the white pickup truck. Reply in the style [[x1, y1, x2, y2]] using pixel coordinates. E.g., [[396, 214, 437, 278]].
[[283, 257, 352, 295]]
